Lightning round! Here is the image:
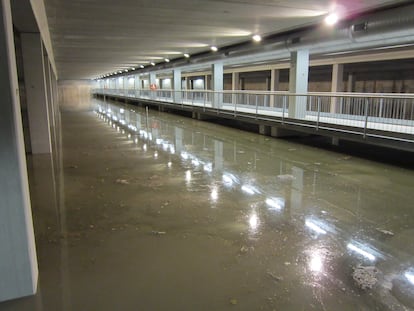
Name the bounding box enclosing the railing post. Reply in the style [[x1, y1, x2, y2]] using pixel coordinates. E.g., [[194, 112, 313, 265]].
[[363, 98, 369, 138], [255, 95, 258, 119], [282, 95, 286, 124], [317, 97, 321, 130]]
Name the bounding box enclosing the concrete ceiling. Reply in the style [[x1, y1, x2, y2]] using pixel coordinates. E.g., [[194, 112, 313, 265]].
[[42, 0, 408, 80]]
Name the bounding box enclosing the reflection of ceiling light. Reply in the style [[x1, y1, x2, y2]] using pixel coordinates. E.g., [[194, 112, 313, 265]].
[[211, 187, 218, 201], [241, 185, 256, 195], [265, 197, 284, 210], [185, 170, 191, 182], [325, 13, 338, 26], [249, 213, 259, 231], [211, 46, 218, 52], [252, 34, 262, 42], [309, 253, 323, 273], [405, 271, 414, 285], [203, 163, 212, 173], [167, 161, 172, 168], [347, 243, 376, 261], [184, 53, 190, 58], [305, 220, 327, 235]]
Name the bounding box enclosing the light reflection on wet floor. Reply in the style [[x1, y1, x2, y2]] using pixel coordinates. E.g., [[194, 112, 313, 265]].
[[2, 98, 414, 311]]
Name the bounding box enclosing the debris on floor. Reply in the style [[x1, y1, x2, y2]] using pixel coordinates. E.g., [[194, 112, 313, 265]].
[[352, 265, 378, 290], [151, 231, 166, 235], [277, 174, 295, 182], [267, 271, 284, 282], [115, 178, 129, 185], [376, 228, 394, 236]]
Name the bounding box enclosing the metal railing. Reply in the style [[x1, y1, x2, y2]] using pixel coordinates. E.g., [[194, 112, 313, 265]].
[[94, 88, 414, 137]]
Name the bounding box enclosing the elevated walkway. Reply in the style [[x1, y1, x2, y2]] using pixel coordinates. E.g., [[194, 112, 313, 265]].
[[94, 90, 414, 152]]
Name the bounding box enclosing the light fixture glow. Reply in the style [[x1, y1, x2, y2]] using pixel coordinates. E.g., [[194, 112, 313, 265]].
[[167, 161, 172, 168], [150, 62, 155, 66], [164, 58, 170, 62], [252, 34, 262, 42], [140, 65, 145, 68], [184, 53, 190, 58], [325, 13, 338, 26], [210, 46, 218, 52]]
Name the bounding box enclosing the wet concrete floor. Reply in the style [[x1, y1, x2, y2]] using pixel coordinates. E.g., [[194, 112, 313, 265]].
[[1, 98, 414, 310]]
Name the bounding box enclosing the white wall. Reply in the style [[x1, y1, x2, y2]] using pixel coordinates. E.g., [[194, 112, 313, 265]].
[[58, 80, 95, 111]]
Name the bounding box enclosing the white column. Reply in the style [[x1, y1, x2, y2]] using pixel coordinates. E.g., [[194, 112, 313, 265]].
[[288, 50, 309, 118], [231, 72, 239, 105], [149, 72, 156, 99], [21, 33, 52, 154], [173, 69, 181, 103], [212, 62, 223, 108], [347, 73, 354, 92], [330, 63, 344, 113], [0, 0, 38, 302], [270, 69, 280, 107]]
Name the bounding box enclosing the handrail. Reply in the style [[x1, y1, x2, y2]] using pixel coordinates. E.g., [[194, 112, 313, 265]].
[[98, 88, 414, 99]]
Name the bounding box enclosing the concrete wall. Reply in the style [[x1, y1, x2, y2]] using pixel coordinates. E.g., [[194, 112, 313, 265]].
[[58, 80, 94, 111]]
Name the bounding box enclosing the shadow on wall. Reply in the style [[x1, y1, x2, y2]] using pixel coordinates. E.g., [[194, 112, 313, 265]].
[[58, 80, 95, 111]]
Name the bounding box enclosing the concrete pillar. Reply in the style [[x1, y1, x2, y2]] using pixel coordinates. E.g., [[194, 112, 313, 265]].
[[123, 76, 127, 96], [288, 50, 309, 119], [0, 0, 38, 302], [231, 72, 239, 105], [204, 75, 209, 90], [173, 69, 182, 103], [21, 33, 52, 154], [212, 62, 223, 108], [330, 63, 344, 113], [347, 73, 354, 92], [149, 72, 156, 99], [270, 69, 280, 107]]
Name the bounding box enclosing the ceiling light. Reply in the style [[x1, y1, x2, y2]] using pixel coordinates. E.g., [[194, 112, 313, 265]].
[[325, 13, 338, 26], [252, 34, 262, 42], [164, 58, 170, 62], [125, 69, 128, 72], [151, 62, 155, 66], [140, 65, 144, 68], [131, 67, 135, 70], [210, 46, 218, 52], [184, 53, 190, 58]]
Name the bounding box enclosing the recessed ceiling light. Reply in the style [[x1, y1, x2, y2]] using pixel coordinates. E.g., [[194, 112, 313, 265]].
[[151, 62, 155, 66], [325, 13, 338, 26], [252, 34, 262, 42], [131, 67, 135, 70], [164, 58, 170, 62], [211, 46, 218, 52], [184, 53, 190, 58], [140, 65, 145, 68], [125, 69, 128, 72]]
